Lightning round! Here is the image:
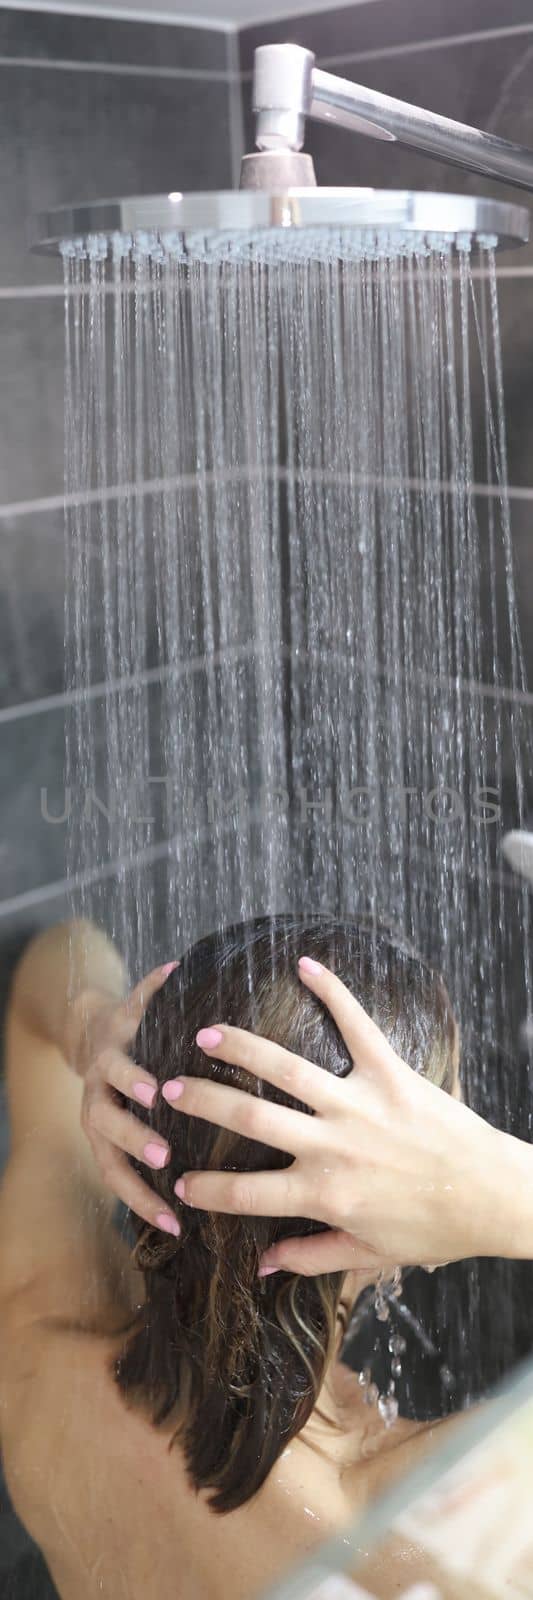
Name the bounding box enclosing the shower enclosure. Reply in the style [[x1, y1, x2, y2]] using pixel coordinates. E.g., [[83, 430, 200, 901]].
[[32, 36, 533, 1426]]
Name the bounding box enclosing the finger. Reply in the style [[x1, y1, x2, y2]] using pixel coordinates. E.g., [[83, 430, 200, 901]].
[[93, 1045, 159, 1110], [298, 956, 400, 1076], [87, 1092, 170, 1171], [118, 962, 179, 1043], [193, 1025, 341, 1116], [258, 1230, 389, 1277], [175, 1167, 309, 1218], [162, 1075, 318, 1156], [88, 1130, 180, 1236]]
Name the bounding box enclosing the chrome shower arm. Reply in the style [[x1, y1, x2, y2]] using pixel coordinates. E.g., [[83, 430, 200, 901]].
[[310, 67, 533, 191], [252, 43, 533, 194]]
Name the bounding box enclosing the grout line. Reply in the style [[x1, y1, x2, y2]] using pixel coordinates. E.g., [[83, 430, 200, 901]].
[[3, 264, 533, 303], [0, 670, 163, 725], [0, 285, 65, 299], [1, 637, 532, 729], [0, 53, 237, 80], [481, 267, 533, 278], [0, 828, 524, 922], [0, 643, 257, 725], [313, 21, 533, 71], [0, 836, 174, 921], [0, 473, 204, 519], [4, 469, 533, 523], [239, 20, 533, 81], [226, 27, 245, 191], [0, 0, 234, 30]]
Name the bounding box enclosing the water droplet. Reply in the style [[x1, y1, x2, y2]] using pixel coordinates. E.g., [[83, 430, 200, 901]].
[[440, 1364, 455, 1391], [378, 1393, 399, 1427], [388, 1334, 407, 1356]]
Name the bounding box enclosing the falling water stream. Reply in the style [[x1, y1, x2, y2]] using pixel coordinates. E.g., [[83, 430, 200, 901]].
[[62, 224, 532, 1405]]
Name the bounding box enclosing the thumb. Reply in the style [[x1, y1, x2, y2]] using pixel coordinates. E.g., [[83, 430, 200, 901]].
[[258, 1230, 390, 1279]]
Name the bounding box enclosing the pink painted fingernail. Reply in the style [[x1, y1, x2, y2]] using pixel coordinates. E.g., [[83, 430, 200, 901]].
[[162, 1078, 185, 1104], [144, 1142, 169, 1169], [174, 1178, 186, 1200], [134, 1081, 156, 1108], [258, 1264, 278, 1278], [196, 1027, 223, 1049], [156, 1211, 180, 1237], [298, 956, 323, 975], [161, 961, 178, 979]]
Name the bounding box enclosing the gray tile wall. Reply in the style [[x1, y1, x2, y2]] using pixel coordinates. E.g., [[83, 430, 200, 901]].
[[0, 14, 528, 990], [6, 0, 533, 986], [0, 7, 237, 983]]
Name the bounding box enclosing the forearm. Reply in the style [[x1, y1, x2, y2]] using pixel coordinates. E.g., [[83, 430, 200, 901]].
[[5, 921, 127, 1206], [9, 920, 127, 1064], [483, 1127, 533, 1261], [1, 926, 137, 1315]]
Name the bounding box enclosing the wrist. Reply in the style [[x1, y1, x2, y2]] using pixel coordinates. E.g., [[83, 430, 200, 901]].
[[473, 1126, 533, 1260], [497, 1132, 533, 1259]]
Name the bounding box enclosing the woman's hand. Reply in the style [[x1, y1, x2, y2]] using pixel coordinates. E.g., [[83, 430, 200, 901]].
[[68, 963, 181, 1235], [162, 957, 532, 1275]]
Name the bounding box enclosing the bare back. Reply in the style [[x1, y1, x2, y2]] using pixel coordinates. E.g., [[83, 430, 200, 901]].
[[0, 1286, 458, 1600]]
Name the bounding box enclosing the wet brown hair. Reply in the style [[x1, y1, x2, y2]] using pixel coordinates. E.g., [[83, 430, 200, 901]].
[[114, 914, 456, 1513]]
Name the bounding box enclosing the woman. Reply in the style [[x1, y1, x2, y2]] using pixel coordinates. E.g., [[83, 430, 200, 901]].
[[0, 914, 532, 1600]]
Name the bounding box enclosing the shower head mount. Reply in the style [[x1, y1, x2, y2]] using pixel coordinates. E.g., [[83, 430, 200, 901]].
[[242, 41, 533, 196], [32, 40, 533, 256]]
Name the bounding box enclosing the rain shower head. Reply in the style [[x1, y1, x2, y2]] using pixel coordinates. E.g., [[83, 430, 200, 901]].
[[33, 38, 533, 258], [33, 189, 529, 260]]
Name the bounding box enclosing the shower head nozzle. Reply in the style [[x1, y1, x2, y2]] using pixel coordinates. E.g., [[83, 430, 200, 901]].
[[239, 44, 317, 191], [252, 43, 314, 154]]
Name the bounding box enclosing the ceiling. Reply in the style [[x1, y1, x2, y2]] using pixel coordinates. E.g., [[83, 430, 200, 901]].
[[4, 0, 380, 34]]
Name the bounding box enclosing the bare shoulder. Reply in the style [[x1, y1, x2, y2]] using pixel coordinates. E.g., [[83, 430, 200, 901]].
[[0, 1310, 132, 1547], [0, 1220, 141, 1524]]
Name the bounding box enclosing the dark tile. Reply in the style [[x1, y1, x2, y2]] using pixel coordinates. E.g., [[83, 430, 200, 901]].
[[0, 299, 63, 502], [0, 8, 228, 72], [239, 0, 533, 72], [0, 66, 233, 287], [476, 493, 533, 692], [0, 504, 124, 710], [485, 276, 533, 489], [0, 490, 199, 711], [0, 708, 117, 903], [0, 705, 69, 901], [0, 510, 66, 708], [0, 669, 180, 904]]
